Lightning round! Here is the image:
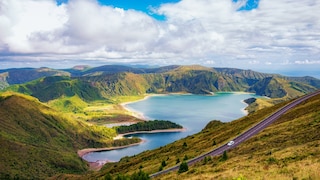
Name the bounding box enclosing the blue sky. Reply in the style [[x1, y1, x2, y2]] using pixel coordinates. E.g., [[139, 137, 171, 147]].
[[56, 0, 259, 19], [0, 0, 319, 77], [57, 0, 181, 20]]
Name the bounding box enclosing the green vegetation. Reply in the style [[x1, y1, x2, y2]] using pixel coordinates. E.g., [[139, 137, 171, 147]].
[[0, 92, 140, 179], [101, 170, 150, 180], [220, 151, 228, 161], [115, 120, 183, 134], [178, 161, 189, 173], [0, 67, 70, 85], [7, 76, 104, 102], [248, 77, 317, 99], [3, 65, 319, 101]]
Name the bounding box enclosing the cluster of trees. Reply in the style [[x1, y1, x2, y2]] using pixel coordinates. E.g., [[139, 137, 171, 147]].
[[111, 138, 141, 147], [116, 120, 183, 134], [104, 170, 149, 180]]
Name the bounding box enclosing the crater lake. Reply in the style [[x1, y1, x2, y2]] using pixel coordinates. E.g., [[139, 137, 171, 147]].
[[82, 92, 259, 162]]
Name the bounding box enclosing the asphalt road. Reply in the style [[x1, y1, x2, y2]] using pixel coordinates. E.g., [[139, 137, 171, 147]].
[[150, 90, 320, 178]]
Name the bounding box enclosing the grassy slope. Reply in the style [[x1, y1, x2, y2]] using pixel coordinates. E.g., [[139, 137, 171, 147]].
[[7, 76, 104, 102], [2, 67, 70, 85], [160, 94, 320, 179], [0, 92, 142, 179], [78, 93, 320, 180], [248, 77, 317, 99]]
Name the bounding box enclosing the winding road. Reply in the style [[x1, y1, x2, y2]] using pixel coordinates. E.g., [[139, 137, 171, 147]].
[[150, 90, 320, 178]]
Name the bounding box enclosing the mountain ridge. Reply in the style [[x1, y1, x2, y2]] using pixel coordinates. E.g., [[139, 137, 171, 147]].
[[2, 65, 319, 102]]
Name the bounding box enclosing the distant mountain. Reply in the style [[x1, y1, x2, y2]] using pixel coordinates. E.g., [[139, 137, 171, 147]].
[[286, 76, 320, 89], [214, 67, 273, 86], [0, 93, 117, 179], [85, 72, 150, 97], [64, 65, 180, 77], [7, 76, 104, 102], [248, 76, 318, 98], [2, 65, 320, 100], [63, 65, 92, 77], [0, 67, 70, 88]]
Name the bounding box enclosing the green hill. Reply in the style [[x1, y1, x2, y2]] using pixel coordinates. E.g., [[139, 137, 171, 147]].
[[2, 65, 320, 100], [0, 92, 139, 179], [0, 67, 70, 85], [85, 65, 318, 97], [79, 93, 320, 180], [7, 76, 104, 102], [85, 72, 150, 97], [248, 76, 317, 98]]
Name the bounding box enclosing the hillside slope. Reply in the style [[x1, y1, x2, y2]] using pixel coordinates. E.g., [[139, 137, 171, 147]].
[[0, 93, 129, 179], [160, 93, 320, 179], [7, 76, 104, 102], [2, 65, 320, 100], [80, 93, 320, 180], [0, 67, 70, 86], [247, 76, 318, 104]]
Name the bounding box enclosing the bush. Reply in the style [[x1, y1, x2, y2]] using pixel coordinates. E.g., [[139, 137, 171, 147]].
[[161, 160, 167, 167], [220, 151, 228, 161], [131, 170, 150, 180], [178, 161, 189, 173]]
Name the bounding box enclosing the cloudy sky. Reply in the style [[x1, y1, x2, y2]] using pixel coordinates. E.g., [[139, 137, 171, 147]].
[[0, 0, 319, 76]]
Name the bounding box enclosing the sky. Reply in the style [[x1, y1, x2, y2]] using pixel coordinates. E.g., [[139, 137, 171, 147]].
[[0, 0, 319, 77]]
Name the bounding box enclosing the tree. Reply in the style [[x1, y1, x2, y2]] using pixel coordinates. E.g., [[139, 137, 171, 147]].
[[183, 142, 187, 148], [115, 174, 129, 180], [203, 156, 208, 165], [158, 165, 163, 171], [183, 155, 188, 161], [161, 160, 167, 167], [104, 173, 112, 180], [176, 158, 180, 164], [178, 161, 189, 173], [220, 151, 228, 161], [131, 170, 150, 180], [213, 140, 217, 146]]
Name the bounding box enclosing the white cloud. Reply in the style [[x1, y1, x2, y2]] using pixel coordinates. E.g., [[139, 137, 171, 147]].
[[0, 0, 320, 71], [294, 59, 320, 65]]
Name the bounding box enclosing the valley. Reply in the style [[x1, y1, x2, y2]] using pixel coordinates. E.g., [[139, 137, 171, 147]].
[[0, 65, 319, 179]]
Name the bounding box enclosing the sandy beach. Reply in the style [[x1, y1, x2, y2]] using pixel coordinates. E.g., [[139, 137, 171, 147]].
[[77, 141, 143, 158], [78, 141, 144, 171], [120, 94, 151, 120], [114, 128, 186, 139], [120, 94, 167, 120], [241, 100, 249, 115]]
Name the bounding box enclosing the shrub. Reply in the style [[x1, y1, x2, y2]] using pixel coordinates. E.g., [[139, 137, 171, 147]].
[[178, 161, 189, 173]]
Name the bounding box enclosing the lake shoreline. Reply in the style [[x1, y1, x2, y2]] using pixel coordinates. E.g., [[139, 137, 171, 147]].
[[78, 128, 186, 170], [78, 140, 144, 171], [81, 92, 254, 170], [114, 128, 187, 139], [120, 92, 254, 121], [78, 128, 186, 158]]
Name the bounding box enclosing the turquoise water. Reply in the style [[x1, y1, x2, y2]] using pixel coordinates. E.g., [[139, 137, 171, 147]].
[[82, 93, 257, 162]]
